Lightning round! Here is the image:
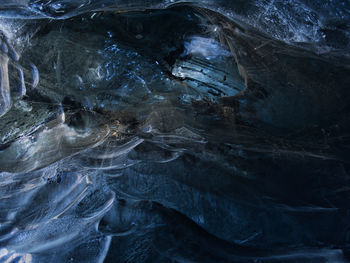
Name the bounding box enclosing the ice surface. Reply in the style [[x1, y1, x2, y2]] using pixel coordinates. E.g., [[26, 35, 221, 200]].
[[0, 1, 349, 263]]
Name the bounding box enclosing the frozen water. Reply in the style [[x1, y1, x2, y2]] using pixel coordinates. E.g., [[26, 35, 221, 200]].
[[0, 1, 350, 263]]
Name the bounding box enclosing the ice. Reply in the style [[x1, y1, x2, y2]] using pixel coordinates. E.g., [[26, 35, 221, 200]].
[[0, 1, 349, 263]]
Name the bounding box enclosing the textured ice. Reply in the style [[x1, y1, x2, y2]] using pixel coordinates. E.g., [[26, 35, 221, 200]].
[[0, 1, 350, 263]]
